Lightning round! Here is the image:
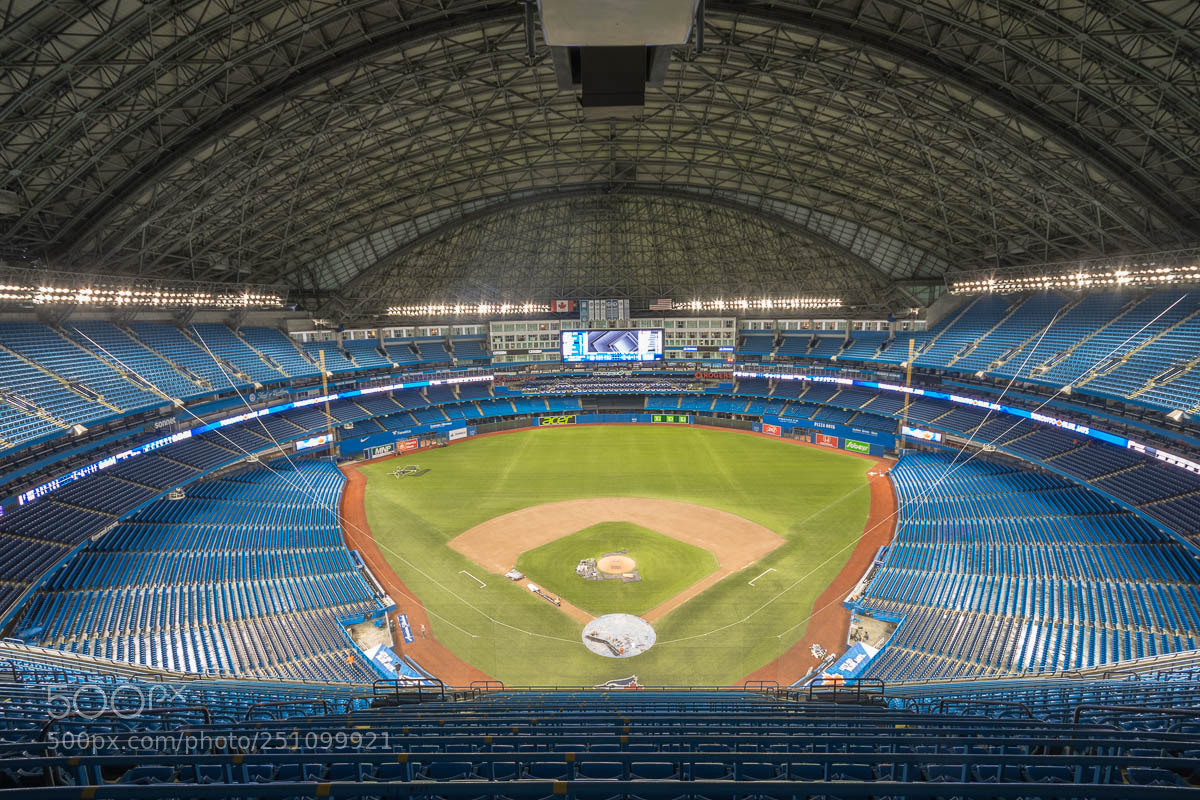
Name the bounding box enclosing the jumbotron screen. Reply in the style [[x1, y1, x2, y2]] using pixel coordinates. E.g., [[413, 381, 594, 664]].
[[561, 329, 664, 362]]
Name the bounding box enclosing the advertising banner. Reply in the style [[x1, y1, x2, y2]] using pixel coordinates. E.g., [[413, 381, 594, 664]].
[[369, 444, 395, 459], [762, 423, 782, 437], [902, 425, 942, 442], [844, 439, 870, 454], [294, 433, 331, 451], [817, 433, 839, 448], [399, 438, 420, 453], [397, 613, 415, 643], [448, 427, 468, 441], [822, 642, 879, 682]]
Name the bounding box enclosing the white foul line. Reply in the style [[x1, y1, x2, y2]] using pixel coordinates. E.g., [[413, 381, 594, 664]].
[[459, 570, 487, 588], [748, 567, 776, 586]]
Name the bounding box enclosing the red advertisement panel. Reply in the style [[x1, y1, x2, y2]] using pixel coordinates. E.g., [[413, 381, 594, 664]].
[[762, 423, 782, 437], [817, 433, 839, 448], [399, 438, 420, 453]]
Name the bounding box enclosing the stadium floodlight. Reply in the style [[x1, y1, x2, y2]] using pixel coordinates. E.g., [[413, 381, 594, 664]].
[[686, 296, 843, 312], [948, 247, 1200, 294], [0, 267, 287, 309], [386, 301, 551, 317]]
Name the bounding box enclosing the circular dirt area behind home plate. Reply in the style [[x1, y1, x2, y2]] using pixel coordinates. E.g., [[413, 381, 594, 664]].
[[597, 555, 636, 574]]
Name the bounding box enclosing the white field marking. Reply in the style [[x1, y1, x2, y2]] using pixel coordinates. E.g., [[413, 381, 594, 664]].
[[459, 570, 487, 588], [748, 567, 776, 586]]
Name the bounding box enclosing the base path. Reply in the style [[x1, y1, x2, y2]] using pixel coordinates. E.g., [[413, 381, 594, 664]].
[[339, 464, 491, 686], [449, 497, 785, 623], [740, 456, 898, 686]]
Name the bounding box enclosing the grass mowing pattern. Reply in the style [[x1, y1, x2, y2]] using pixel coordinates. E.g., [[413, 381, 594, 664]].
[[361, 426, 870, 685], [515, 522, 719, 616]]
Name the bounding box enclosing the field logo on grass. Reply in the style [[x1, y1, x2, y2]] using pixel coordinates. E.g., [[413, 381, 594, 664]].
[[762, 423, 782, 437], [817, 433, 839, 447], [844, 439, 870, 454], [397, 614, 415, 643]]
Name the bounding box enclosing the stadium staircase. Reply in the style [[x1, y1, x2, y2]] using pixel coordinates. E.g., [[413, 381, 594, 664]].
[[1073, 306, 1200, 390], [856, 452, 1200, 681], [0, 340, 123, 415], [943, 295, 1028, 370], [876, 294, 983, 364], [180, 324, 256, 386], [1005, 295, 1143, 381], [0, 659, 1196, 797], [10, 461, 385, 683], [979, 293, 1079, 373]]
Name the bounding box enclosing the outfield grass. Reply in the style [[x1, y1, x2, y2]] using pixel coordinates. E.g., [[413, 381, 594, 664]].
[[360, 426, 871, 686], [514, 522, 719, 616]]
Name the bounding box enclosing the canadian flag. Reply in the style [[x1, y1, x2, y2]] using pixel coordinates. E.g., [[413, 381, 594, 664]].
[[552, 300, 576, 312]]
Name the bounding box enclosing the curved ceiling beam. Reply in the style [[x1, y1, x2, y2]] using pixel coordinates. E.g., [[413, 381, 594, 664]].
[[708, 1, 1194, 236], [329, 186, 922, 311], [52, 2, 1197, 263], [300, 184, 951, 295], [51, 3, 517, 257]]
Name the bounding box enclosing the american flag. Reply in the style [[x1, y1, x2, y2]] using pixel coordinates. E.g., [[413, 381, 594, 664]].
[[648, 298, 673, 311]]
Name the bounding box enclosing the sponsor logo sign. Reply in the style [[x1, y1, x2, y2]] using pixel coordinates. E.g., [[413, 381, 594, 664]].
[[762, 423, 782, 436], [447, 427, 468, 441], [399, 438, 420, 453], [295, 433, 331, 451], [817, 433, 839, 448], [844, 439, 870, 454], [370, 444, 396, 459], [902, 425, 942, 442], [397, 614, 415, 643]]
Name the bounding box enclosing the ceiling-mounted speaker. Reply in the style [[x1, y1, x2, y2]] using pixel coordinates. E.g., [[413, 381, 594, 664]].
[[580, 46, 646, 116], [539, 0, 700, 118]]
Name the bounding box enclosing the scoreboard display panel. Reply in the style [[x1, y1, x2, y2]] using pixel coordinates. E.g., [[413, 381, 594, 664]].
[[561, 329, 663, 362]]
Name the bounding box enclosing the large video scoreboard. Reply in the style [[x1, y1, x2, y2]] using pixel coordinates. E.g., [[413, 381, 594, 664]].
[[561, 329, 663, 363]]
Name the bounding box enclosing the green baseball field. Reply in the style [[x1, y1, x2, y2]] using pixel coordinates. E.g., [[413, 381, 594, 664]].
[[359, 425, 872, 686]]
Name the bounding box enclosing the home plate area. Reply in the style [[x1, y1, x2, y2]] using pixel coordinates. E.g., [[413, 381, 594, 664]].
[[582, 614, 656, 658]]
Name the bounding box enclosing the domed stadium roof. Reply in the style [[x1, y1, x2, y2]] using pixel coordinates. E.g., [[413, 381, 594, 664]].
[[327, 190, 909, 316], [2, 1, 1198, 316]]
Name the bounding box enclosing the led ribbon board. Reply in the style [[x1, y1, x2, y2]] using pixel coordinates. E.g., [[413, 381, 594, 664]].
[[8, 374, 495, 512], [734, 370, 1200, 476], [294, 434, 332, 451]]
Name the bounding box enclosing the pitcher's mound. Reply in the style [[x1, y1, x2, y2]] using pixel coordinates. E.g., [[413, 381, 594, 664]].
[[597, 555, 636, 574]]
